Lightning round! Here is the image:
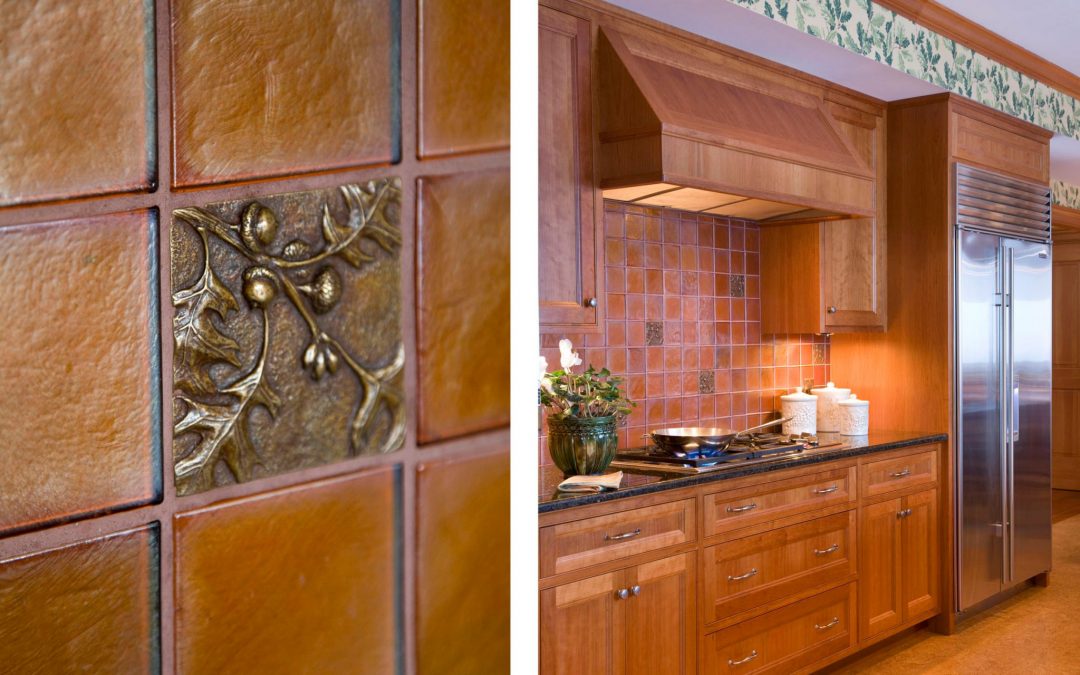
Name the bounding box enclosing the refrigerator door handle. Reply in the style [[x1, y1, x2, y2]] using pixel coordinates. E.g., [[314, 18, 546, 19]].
[[1012, 385, 1020, 443], [1005, 245, 1016, 583]]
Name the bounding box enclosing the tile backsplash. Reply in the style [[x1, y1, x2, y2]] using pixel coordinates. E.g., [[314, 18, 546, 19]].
[[539, 202, 830, 465]]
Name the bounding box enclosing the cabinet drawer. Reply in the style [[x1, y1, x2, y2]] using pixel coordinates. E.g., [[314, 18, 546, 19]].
[[702, 511, 856, 625], [704, 583, 855, 674], [703, 466, 855, 539], [862, 450, 937, 499], [540, 499, 695, 577]]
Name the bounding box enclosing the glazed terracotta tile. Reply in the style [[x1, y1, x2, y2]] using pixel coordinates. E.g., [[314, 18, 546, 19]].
[[416, 451, 509, 674], [0, 211, 159, 533], [0, 526, 158, 672], [418, 0, 508, 157], [174, 469, 397, 673], [171, 0, 396, 186], [170, 180, 404, 495], [417, 169, 509, 443], [0, 0, 154, 205]]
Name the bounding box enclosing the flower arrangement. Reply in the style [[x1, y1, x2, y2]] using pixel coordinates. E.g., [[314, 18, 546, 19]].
[[539, 339, 635, 420]]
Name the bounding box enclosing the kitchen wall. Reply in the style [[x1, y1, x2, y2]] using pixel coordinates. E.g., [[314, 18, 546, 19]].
[[540, 201, 830, 465]]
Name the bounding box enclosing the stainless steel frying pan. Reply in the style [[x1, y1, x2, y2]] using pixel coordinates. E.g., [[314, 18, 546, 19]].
[[647, 417, 792, 456]]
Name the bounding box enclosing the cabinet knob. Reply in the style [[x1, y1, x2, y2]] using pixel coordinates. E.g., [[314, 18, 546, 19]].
[[897, 508, 913, 519], [827, 306, 837, 314], [586, 296, 598, 308], [616, 588, 629, 600], [630, 585, 641, 597]]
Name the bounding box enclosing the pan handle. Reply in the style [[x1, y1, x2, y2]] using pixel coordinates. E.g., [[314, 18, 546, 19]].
[[734, 416, 793, 438]]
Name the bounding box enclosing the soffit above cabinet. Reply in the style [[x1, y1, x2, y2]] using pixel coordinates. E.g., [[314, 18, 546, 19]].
[[596, 26, 878, 218]]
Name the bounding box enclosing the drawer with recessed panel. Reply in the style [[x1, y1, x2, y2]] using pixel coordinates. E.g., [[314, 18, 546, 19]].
[[539, 498, 695, 577], [702, 510, 856, 625], [861, 448, 937, 499], [703, 465, 856, 539]]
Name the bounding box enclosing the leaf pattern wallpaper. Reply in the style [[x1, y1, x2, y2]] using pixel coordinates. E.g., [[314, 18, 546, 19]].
[[727, 0, 1080, 209]]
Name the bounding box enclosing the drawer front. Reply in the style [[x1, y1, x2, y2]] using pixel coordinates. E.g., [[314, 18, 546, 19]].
[[704, 583, 855, 674], [540, 499, 695, 577], [703, 466, 855, 539], [862, 450, 937, 499], [702, 511, 856, 625]]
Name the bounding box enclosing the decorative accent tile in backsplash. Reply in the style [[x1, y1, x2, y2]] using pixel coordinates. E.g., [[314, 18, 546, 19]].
[[539, 202, 829, 464]]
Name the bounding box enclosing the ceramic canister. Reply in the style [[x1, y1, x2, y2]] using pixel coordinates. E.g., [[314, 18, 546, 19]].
[[810, 381, 851, 432], [780, 390, 817, 435], [837, 394, 870, 435]]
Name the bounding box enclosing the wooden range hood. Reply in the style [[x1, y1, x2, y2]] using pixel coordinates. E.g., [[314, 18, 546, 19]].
[[597, 27, 876, 220]]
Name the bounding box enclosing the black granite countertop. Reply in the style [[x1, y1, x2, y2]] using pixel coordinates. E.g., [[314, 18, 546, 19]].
[[539, 431, 947, 514]]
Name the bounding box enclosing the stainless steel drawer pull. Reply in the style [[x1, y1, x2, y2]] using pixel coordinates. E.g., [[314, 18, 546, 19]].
[[815, 617, 841, 631], [814, 544, 840, 556], [889, 468, 911, 478], [604, 528, 641, 541], [728, 650, 758, 666], [897, 508, 913, 519], [812, 485, 839, 495], [726, 503, 757, 513], [727, 568, 758, 582]]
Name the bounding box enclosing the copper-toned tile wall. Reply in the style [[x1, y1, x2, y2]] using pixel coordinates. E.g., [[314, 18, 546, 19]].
[[0, 1, 508, 672], [418, 0, 510, 157], [416, 451, 510, 674], [0, 0, 154, 206], [0, 526, 159, 673], [171, 0, 397, 186], [417, 169, 511, 443], [174, 470, 397, 673], [539, 202, 830, 464], [0, 211, 159, 534]]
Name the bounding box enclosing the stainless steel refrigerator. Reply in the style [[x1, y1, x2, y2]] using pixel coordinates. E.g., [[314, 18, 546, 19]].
[[955, 163, 1053, 612]]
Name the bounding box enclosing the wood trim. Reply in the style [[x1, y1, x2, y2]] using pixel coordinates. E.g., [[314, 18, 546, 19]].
[[877, 0, 1080, 102], [1054, 204, 1080, 233]]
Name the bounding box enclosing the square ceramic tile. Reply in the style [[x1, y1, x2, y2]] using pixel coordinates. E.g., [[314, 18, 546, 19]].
[[170, 179, 404, 495]]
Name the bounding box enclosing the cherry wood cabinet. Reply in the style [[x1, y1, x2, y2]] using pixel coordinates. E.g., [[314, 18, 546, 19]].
[[760, 104, 887, 334], [859, 488, 940, 641], [539, 440, 944, 673], [539, 5, 602, 332], [540, 552, 695, 675]]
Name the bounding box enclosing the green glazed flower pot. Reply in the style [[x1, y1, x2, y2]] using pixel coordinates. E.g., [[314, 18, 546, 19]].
[[547, 415, 618, 476]]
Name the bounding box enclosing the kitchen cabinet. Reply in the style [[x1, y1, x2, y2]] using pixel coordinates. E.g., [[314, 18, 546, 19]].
[[540, 552, 695, 675], [539, 439, 945, 673], [538, 5, 602, 332], [760, 104, 887, 334], [859, 488, 939, 640]]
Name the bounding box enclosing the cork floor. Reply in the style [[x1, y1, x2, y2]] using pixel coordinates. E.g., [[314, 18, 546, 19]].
[[831, 491, 1080, 674]]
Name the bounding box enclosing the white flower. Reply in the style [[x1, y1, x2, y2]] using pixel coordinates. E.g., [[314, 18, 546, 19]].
[[559, 338, 582, 371], [538, 356, 554, 393]]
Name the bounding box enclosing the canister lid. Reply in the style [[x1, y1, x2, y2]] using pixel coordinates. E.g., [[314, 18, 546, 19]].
[[781, 389, 817, 401], [837, 394, 869, 407], [811, 381, 851, 396]]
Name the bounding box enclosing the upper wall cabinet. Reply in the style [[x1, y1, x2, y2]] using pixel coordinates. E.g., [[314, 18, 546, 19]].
[[539, 6, 602, 332], [760, 101, 888, 334]]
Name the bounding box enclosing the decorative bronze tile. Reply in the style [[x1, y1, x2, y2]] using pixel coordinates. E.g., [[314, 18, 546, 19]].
[[0, 0, 155, 205], [813, 344, 826, 364], [174, 469, 397, 674], [699, 371, 715, 394], [170, 179, 404, 495], [417, 451, 509, 673], [0, 211, 160, 535], [171, 0, 397, 186], [730, 274, 746, 298], [0, 525, 159, 673], [646, 321, 664, 346]]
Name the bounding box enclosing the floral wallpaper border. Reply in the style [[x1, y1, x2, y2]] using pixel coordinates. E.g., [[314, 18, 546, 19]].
[[727, 0, 1080, 209]]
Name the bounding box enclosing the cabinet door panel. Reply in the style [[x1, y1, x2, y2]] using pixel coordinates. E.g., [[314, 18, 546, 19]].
[[901, 489, 940, 620], [539, 7, 600, 331], [540, 572, 622, 675], [625, 553, 695, 675], [823, 217, 885, 329], [859, 497, 903, 640]]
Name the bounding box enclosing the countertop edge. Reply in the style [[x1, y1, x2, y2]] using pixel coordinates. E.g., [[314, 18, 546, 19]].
[[538, 432, 948, 514]]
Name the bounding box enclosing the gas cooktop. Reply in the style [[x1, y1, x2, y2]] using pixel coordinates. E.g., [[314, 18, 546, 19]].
[[613, 432, 843, 473]]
